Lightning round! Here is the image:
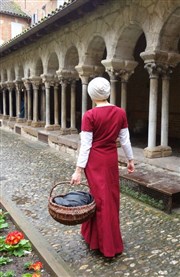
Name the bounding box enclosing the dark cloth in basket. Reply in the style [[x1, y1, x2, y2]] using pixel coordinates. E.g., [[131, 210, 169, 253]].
[[53, 191, 94, 207]]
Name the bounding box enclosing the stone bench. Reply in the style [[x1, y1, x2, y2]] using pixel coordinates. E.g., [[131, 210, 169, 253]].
[[120, 165, 180, 213]]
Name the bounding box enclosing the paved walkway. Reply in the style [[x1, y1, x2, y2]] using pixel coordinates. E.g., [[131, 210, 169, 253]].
[[0, 129, 179, 277]]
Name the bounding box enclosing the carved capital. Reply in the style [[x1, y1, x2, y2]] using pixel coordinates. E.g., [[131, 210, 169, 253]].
[[75, 65, 94, 83], [161, 65, 173, 80], [41, 74, 55, 88], [57, 69, 78, 84], [102, 59, 137, 81], [14, 80, 23, 91], [22, 78, 31, 91], [30, 76, 41, 89], [144, 63, 163, 78], [6, 81, 15, 91], [1, 83, 7, 91], [119, 70, 133, 82]]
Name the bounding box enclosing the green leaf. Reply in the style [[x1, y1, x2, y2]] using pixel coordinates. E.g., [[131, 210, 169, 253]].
[[24, 262, 32, 269], [0, 271, 15, 277], [13, 248, 24, 257], [0, 256, 13, 266], [0, 223, 8, 230]]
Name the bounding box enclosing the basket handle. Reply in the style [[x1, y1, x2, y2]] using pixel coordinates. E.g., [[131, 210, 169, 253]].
[[49, 180, 88, 198]]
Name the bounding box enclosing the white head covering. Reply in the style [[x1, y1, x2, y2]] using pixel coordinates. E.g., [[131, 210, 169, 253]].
[[88, 77, 110, 100]]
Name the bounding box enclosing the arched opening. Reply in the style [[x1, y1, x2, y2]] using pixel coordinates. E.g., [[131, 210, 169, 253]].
[[47, 52, 59, 124], [35, 58, 43, 76], [64, 46, 79, 129], [159, 8, 180, 156], [84, 36, 107, 111], [127, 33, 149, 148]]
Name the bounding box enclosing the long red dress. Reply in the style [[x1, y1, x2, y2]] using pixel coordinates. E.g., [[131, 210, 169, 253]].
[[81, 105, 128, 257]]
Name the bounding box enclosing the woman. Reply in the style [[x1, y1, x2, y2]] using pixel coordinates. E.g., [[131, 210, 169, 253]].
[[71, 77, 134, 258]]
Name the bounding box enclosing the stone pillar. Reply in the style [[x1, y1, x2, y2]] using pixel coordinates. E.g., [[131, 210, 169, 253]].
[[102, 59, 137, 107], [23, 79, 32, 125], [70, 79, 78, 133], [41, 74, 55, 130], [160, 67, 172, 156], [109, 73, 117, 105], [7, 82, 15, 120], [81, 76, 89, 116], [54, 82, 60, 130], [2, 86, 8, 119], [41, 85, 46, 123], [45, 82, 51, 129], [60, 78, 68, 134], [30, 77, 41, 127], [75, 65, 94, 117], [23, 88, 27, 120], [119, 70, 133, 110], [144, 63, 161, 158], [14, 81, 23, 122]]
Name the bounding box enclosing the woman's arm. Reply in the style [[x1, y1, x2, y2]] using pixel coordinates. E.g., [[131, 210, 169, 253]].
[[71, 131, 93, 184], [119, 128, 135, 173]]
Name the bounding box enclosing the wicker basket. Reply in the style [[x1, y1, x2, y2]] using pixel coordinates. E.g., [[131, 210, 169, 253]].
[[48, 181, 96, 225]]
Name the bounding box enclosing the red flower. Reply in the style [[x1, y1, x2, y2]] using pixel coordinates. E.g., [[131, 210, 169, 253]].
[[29, 261, 43, 271], [5, 231, 24, 245]]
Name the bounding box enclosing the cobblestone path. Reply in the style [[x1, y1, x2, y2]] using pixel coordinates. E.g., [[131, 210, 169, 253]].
[[0, 129, 179, 277]]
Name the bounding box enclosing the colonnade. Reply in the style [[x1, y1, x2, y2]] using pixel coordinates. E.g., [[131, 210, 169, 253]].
[[0, 54, 178, 158]]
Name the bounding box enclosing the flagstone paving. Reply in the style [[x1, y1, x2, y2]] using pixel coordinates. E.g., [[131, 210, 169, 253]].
[[0, 129, 179, 277]]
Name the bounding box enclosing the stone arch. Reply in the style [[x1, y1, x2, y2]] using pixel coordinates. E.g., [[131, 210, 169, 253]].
[[2, 69, 7, 82], [27, 69, 31, 77], [127, 32, 149, 135], [15, 64, 24, 80], [158, 7, 180, 52], [64, 46, 79, 70], [114, 24, 144, 60], [47, 52, 59, 75], [35, 58, 43, 76], [9, 68, 15, 81], [84, 35, 107, 67]]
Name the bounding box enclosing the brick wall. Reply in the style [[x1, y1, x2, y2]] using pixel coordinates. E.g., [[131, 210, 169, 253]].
[[14, 0, 59, 22], [0, 14, 29, 45]]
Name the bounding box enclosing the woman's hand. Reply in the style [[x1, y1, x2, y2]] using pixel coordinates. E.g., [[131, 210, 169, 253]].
[[127, 160, 135, 173], [70, 167, 83, 185]]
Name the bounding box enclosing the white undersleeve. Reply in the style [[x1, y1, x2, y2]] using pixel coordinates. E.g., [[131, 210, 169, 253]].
[[76, 128, 134, 168], [119, 128, 134, 160], [76, 131, 93, 168]]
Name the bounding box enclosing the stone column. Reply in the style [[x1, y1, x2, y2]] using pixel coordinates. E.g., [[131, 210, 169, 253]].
[[144, 63, 161, 158], [102, 59, 137, 107], [81, 76, 89, 116], [23, 79, 32, 125], [41, 85, 46, 123], [7, 82, 15, 120], [60, 78, 69, 134], [30, 77, 41, 127], [54, 82, 60, 130], [41, 74, 55, 130], [23, 88, 27, 120], [160, 67, 172, 156], [70, 79, 78, 133], [2, 86, 8, 119], [75, 65, 94, 118], [119, 70, 133, 110], [45, 81, 51, 129], [14, 80, 23, 122], [109, 73, 117, 105]]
